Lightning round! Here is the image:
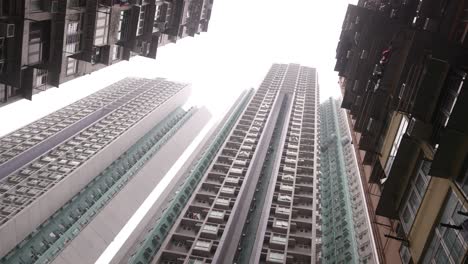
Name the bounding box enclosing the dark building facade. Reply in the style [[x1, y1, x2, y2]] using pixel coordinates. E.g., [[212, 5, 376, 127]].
[[0, 77, 210, 263], [335, 1, 468, 263], [0, 0, 213, 106]]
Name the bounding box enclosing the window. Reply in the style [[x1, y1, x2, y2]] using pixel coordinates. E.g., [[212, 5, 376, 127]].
[[165, 3, 173, 23], [28, 27, 42, 64], [94, 9, 110, 46], [438, 70, 464, 128], [384, 116, 409, 176], [117, 10, 130, 41], [422, 191, 468, 263], [137, 6, 146, 36], [66, 58, 77, 76], [66, 15, 82, 54], [399, 160, 430, 234]]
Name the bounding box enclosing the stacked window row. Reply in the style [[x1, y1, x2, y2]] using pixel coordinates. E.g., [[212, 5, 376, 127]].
[[259, 67, 318, 264], [156, 79, 279, 264], [0, 78, 156, 165], [0, 109, 190, 264], [0, 79, 184, 225]]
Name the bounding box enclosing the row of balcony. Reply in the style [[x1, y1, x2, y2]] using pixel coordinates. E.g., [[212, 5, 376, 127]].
[[155, 87, 276, 262]]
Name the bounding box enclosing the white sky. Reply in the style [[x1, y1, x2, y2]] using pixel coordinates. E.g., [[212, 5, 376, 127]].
[[1, 1, 358, 262], [0, 0, 356, 136]]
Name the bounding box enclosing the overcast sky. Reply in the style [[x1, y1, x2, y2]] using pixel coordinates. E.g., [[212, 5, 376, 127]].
[[0, 0, 356, 136]]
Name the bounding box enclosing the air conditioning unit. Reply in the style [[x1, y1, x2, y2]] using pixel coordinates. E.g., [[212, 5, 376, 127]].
[[51, 1, 59, 13]]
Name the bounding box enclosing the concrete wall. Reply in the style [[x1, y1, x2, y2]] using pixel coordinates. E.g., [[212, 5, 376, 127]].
[[52, 107, 211, 264], [0, 86, 191, 258]]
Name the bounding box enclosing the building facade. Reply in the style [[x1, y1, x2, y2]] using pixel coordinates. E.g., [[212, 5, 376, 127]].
[[319, 98, 377, 264], [0, 0, 213, 106], [0, 77, 211, 263], [335, 1, 468, 263], [113, 63, 320, 264]]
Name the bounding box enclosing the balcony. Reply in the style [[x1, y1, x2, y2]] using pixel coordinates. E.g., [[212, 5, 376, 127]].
[[391, 0, 419, 24], [341, 82, 356, 110], [175, 220, 201, 237], [377, 30, 428, 96], [410, 58, 449, 122], [165, 235, 193, 254], [376, 135, 423, 218], [430, 79, 468, 179], [334, 46, 352, 76], [415, 0, 441, 18]]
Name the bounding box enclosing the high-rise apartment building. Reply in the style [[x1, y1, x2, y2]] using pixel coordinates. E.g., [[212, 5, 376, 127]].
[[107, 63, 321, 264], [335, 1, 468, 263], [319, 98, 377, 264], [0, 77, 210, 263], [0, 0, 214, 106]]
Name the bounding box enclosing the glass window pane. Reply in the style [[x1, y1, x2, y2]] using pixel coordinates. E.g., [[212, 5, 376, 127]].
[[408, 191, 420, 212], [443, 229, 463, 262], [434, 245, 449, 263]]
